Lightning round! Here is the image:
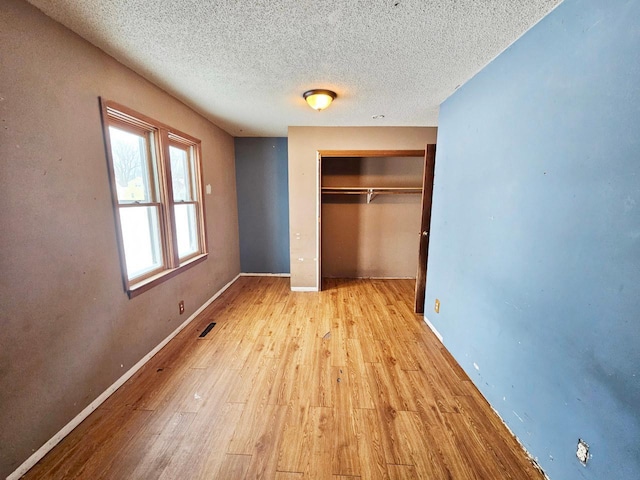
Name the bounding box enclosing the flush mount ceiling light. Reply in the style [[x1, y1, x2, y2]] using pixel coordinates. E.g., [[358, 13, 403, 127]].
[[303, 89, 336, 111]]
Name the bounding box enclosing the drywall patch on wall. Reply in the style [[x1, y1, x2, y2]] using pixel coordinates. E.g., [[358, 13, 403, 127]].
[[235, 137, 290, 274], [426, 0, 640, 479]]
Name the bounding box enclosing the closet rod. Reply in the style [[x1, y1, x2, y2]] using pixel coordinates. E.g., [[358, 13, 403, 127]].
[[321, 186, 422, 203]]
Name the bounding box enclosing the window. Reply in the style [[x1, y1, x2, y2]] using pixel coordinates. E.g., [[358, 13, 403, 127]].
[[100, 99, 207, 297]]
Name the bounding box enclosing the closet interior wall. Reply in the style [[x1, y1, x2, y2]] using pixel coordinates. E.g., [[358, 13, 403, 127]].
[[321, 156, 423, 278]]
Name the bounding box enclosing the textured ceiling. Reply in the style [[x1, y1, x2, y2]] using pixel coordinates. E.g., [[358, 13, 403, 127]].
[[27, 0, 562, 136]]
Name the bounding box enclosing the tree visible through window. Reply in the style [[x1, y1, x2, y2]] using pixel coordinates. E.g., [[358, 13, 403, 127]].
[[169, 145, 200, 259], [100, 99, 207, 297]]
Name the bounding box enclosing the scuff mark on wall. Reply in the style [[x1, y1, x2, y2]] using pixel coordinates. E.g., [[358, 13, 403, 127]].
[[504, 301, 523, 312]]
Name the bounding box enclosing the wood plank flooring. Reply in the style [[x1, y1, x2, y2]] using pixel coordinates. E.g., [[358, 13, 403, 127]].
[[24, 277, 544, 479]]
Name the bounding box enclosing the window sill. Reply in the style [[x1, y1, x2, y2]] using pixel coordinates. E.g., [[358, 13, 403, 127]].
[[127, 253, 208, 299]]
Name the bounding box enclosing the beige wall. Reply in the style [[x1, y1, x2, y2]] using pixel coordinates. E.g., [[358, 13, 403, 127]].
[[322, 156, 423, 278], [0, 1, 240, 477], [288, 127, 437, 289]]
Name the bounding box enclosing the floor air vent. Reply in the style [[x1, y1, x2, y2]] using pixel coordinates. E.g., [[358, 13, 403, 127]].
[[199, 322, 216, 338]]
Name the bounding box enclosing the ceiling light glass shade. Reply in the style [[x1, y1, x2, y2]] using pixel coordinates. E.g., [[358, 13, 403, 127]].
[[303, 89, 336, 111]]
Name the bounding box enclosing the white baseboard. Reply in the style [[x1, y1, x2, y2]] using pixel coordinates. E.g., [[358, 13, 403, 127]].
[[422, 316, 548, 479], [239, 272, 291, 277], [367, 276, 414, 279], [490, 404, 550, 479], [423, 316, 443, 343], [290, 286, 318, 292], [7, 273, 241, 480], [321, 276, 415, 279]]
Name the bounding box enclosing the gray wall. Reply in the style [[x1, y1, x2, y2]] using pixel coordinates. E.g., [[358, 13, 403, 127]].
[[235, 137, 290, 273], [0, 1, 240, 477], [426, 0, 640, 478]]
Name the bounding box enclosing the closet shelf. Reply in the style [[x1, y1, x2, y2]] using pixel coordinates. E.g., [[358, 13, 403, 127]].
[[321, 186, 422, 203]]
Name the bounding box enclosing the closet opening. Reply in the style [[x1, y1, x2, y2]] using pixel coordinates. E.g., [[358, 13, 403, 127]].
[[317, 148, 436, 313]]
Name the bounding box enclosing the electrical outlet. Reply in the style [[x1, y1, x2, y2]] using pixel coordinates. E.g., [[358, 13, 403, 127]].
[[179, 300, 185, 315], [434, 298, 440, 313], [576, 438, 589, 465]]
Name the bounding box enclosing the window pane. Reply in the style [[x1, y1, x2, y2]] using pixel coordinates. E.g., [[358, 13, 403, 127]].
[[119, 206, 163, 279], [169, 146, 192, 201], [109, 126, 153, 202], [174, 203, 199, 258]]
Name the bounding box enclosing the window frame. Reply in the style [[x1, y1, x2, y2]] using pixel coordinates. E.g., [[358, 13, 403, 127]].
[[100, 98, 208, 298], [167, 138, 205, 262]]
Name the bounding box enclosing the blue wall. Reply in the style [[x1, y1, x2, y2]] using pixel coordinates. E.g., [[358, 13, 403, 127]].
[[235, 137, 290, 273], [426, 1, 640, 479]]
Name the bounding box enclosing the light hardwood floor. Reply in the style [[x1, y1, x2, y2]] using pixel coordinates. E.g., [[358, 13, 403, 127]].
[[25, 277, 544, 479]]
